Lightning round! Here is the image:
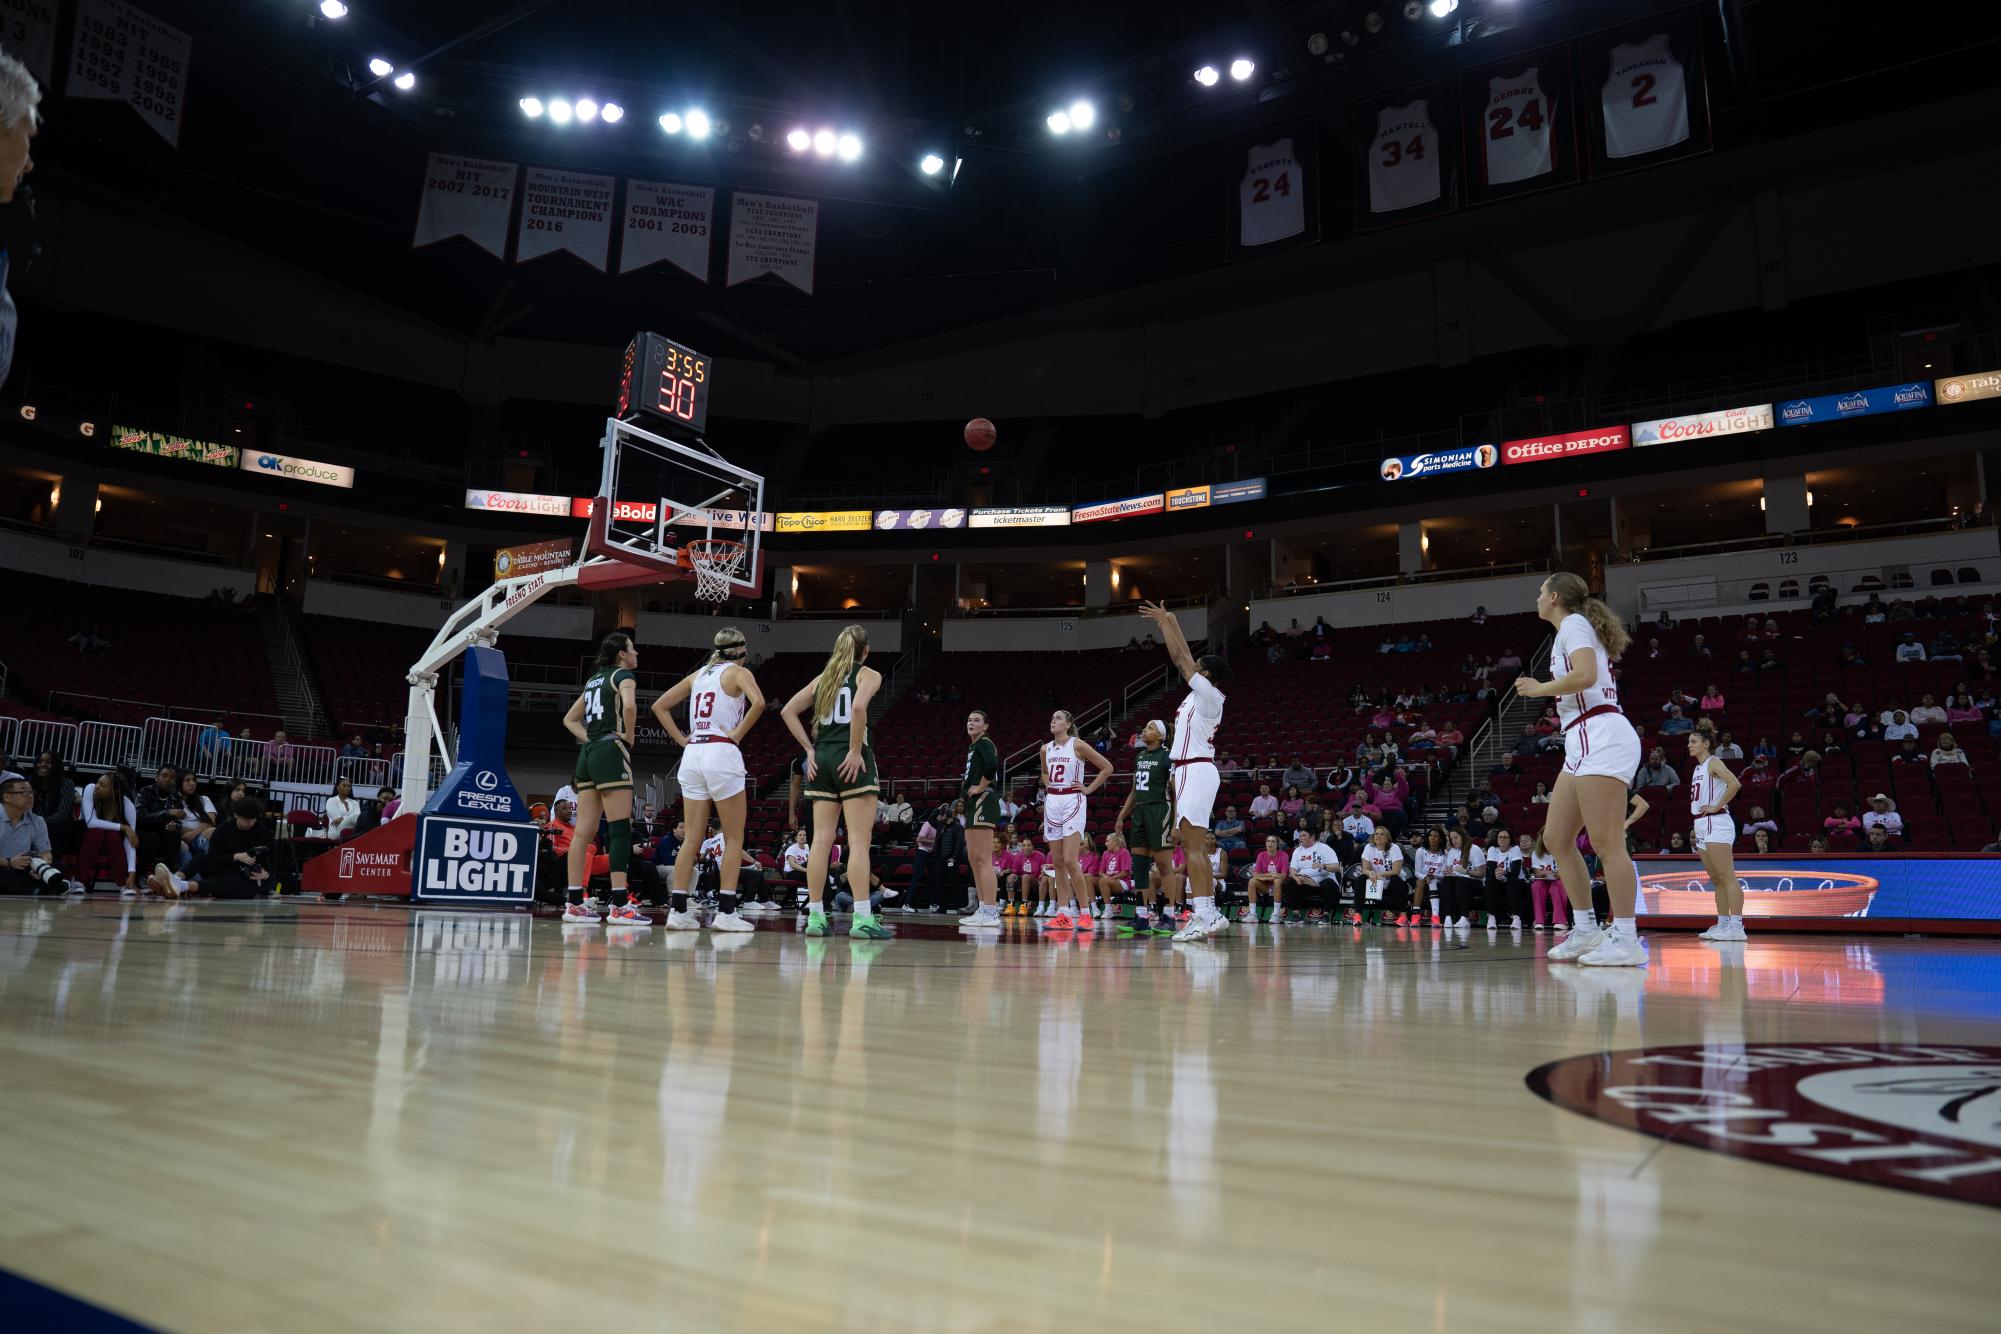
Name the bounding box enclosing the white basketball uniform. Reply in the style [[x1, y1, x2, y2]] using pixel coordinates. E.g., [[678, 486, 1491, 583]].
[[1043, 737, 1087, 842], [1170, 674, 1225, 830], [676, 661, 748, 801], [1239, 137, 1304, 247], [1359, 843, 1402, 902], [1603, 33, 1689, 159], [1368, 100, 1440, 213], [1690, 754, 1736, 851], [1484, 68, 1554, 185], [1415, 847, 1448, 895], [1554, 612, 1643, 783]]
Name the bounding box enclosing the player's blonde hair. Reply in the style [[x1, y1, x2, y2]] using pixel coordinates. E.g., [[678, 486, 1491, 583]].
[[813, 624, 868, 724], [1050, 709, 1074, 739], [1544, 572, 1631, 658], [707, 626, 748, 666]]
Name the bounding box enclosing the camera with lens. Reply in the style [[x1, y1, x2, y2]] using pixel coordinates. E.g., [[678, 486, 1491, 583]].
[[26, 856, 67, 893]]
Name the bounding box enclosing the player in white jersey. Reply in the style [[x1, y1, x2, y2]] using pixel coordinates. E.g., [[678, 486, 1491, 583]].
[[1139, 600, 1235, 941], [1483, 67, 1554, 185], [1686, 724, 1747, 942], [1518, 573, 1648, 967], [1368, 100, 1440, 213], [1602, 32, 1689, 159], [1239, 137, 1304, 247], [1040, 710, 1112, 929], [651, 627, 765, 932]]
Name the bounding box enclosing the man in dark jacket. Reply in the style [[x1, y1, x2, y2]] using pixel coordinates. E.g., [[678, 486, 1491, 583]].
[[185, 797, 277, 899], [135, 766, 184, 872], [933, 802, 968, 912]]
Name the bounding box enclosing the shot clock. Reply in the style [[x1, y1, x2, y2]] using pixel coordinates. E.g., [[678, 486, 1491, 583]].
[[617, 332, 711, 434]]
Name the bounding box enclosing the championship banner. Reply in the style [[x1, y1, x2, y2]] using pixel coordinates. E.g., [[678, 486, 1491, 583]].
[[495, 539, 572, 579], [1632, 402, 1774, 446], [776, 509, 870, 533], [1167, 478, 1269, 511], [464, 487, 568, 517], [111, 424, 236, 469], [1501, 425, 1629, 466], [620, 180, 713, 279], [414, 154, 517, 259], [1778, 382, 1933, 428], [874, 508, 966, 531], [240, 450, 354, 489], [969, 506, 1070, 529], [1936, 370, 2001, 406], [727, 192, 818, 294], [517, 167, 616, 272], [68, 0, 191, 146], [1, 0, 59, 85], [1379, 445, 1498, 482], [1072, 493, 1165, 524]]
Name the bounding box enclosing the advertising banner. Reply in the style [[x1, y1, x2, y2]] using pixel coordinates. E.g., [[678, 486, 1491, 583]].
[[1777, 382, 1933, 427], [665, 506, 774, 532], [873, 508, 967, 531], [1632, 402, 1774, 446], [465, 487, 570, 517], [239, 450, 354, 488], [1378, 445, 1498, 482], [569, 497, 660, 523], [776, 509, 871, 534], [619, 180, 713, 279], [413, 154, 518, 259], [494, 539, 572, 579], [111, 425, 237, 468], [969, 506, 1072, 529], [1501, 425, 1630, 466], [1166, 478, 1269, 511], [1935, 370, 2001, 406], [1072, 493, 1165, 524], [1634, 855, 2001, 922]]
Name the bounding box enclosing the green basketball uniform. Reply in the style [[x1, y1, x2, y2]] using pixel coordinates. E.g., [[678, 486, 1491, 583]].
[[1127, 745, 1173, 850], [573, 666, 634, 792], [803, 663, 878, 801], [963, 735, 1003, 827]]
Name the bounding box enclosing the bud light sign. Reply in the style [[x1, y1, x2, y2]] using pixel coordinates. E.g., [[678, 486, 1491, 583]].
[[416, 817, 537, 903]]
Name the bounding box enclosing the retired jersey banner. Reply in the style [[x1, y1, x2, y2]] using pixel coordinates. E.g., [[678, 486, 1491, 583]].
[[517, 167, 616, 272], [1936, 371, 2001, 406], [874, 508, 966, 531], [620, 180, 712, 279], [1379, 445, 1498, 482], [414, 154, 517, 259], [1501, 425, 1629, 466], [1632, 402, 1774, 446], [1, 0, 59, 85], [1072, 493, 1165, 524], [69, 0, 191, 146], [776, 509, 870, 534], [727, 192, 818, 294]]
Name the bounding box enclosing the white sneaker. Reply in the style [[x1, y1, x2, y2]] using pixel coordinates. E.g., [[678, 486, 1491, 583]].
[[1713, 921, 1748, 942], [66, 880, 87, 895], [710, 911, 755, 932], [1579, 933, 1649, 967], [664, 909, 701, 930], [1034, 902, 1051, 918], [582, 896, 608, 914], [1547, 924, 1605, 961], [1236, 905, 1256, 922], [1698, 921, 1727, 941], [959, 906, 1003, 929], [1170, 912, 1229, 943], [758, 900, 780, 912], [562, 901, 601, 924]]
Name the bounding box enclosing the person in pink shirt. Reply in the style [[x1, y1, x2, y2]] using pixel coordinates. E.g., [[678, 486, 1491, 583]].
[[1017, 842, 1049, 916], [1095, 832, 1133, 915], [1365, 767, 1411, 835], [995, 836, 1026, 913], [1074, 834, 1103, 914], [1240, 833, 1291, 923]]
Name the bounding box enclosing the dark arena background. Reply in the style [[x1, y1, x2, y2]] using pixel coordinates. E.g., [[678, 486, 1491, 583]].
[[2, 1, 2000, 1329]]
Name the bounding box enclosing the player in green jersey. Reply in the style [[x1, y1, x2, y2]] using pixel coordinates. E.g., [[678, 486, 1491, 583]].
[[957, 708, 1005, 929], [559, 631, 639, 922], [779, 624, 888, 939], [1114, 719, 1182, 936]]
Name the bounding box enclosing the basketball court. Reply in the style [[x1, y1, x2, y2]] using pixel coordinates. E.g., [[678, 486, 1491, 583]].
[[2, 900, 1996, 1332]]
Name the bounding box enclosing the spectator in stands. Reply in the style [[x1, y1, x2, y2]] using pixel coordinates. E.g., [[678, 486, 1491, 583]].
[[1751, 829, 1777, 855], [1783, 750, 1825, 785], [1378, 634, 1398, 655], [1282, 757, 1316, 792], [1406, 720, 1437, 752], [1337, 803, 1374, 859], [0, 774, 62, 895], [1974, 650, 1999, 683], [1309, 634, 1332, 663], [1218, 754, 1245, 777], [1436, 722, 1465, 755], [1811, 584, 1838, 623], [1824, 804, 1861, 837], [1809, 836, 1831, 853], [1471, 656, 1494, 682], [1743, 806, 1778, 838], [1253, 621, 1277, 646], [1635, 748, 1678, 789], [1645, 637, 1663, 660], [163, 797, 278, 900], [1752, 736, 1777, 760], [1734, 649, 1757, 675], [1469, 605, 1488, 626], [197, 722, 229, 768], [1930, 732, 1969, 767], [1529, 781, 1550, 806], [1863, 825, 1899, 854], [1741, 754, 1777, 793], [1661, 705, 1694, 737], [1214, 806, 1248, 852], [267, 730, 296, 777], [1910, 694, 1948, 725], [1365, 767, 1409, 835], [377, 786, 401, 822], [1698, 683, 1726, 712], [1930, 630, 1965, 662], [1323, 763, 1356, 793], [1665, 831, 1689, 853], [1884, 711, 1918, 742], [174, 771, 217, 866], [135, 766, 183, 873], [1783, 730, 1809, 760], [1300, 793, 1328, 835], [1863, 594, 1888, 623], [1249, 783, 1278, 821], [1496, 647, 1522, 671], [1895, 632, 1927, 664], [65, 625, 110, 652], [29, 752, 76, 856], [323, 777, 361, 840], [1512, 725, 1544, 760], [339, 734, 368, 760], [1817, 731, 1847, 759], [1356, 733, 1384, 766], [879, 793, 913, 839], [1714, 732, 1743, 761], [1863, 794, 1903, 838], [1947, 693, 1984, 726], [1837, 644, 1869, 670], [1757, 647, 1785, 672], [1807, 692, 1846, 724], [1888, 600, 1916, 623]]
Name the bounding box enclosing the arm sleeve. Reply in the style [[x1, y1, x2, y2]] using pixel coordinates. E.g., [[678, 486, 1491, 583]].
[[1188, 673, 1224, 718]]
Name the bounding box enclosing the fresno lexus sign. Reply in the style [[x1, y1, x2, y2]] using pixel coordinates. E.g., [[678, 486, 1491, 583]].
[[1528, 1043, 2001, 1209], [1500, 425, 1631, 466], [1632, 402, 1776, 446]]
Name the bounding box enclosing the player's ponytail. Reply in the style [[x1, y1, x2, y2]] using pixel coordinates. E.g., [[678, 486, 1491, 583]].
[[594, 630, 634, 668], [1689, 722, 1717, 756], [813, 625, 867, 722], [708, 626, 748, 666], [1544, 572, 1631, 658]]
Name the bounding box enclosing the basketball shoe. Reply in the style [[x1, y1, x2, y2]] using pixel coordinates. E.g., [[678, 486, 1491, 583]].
[[1547, 923, 1606, 961], [1046, 911, 1075, 930], [562, 901, 602, 924], [663, 908, 701, 930], [959, 904, 1003, 928], [608, 900, 653, 928], [711, 910, 754, 932], [1579, 930, 1648, 967]]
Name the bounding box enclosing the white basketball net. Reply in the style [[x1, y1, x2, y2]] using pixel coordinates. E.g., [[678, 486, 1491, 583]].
[[686, 538, 746, 602]]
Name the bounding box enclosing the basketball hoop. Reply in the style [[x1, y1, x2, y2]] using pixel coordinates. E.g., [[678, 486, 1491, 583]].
[[685, 538, 746, 602]]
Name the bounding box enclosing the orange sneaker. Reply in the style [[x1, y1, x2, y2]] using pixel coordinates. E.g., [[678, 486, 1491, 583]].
[[1075, 912, 1096, 931], [1047, 912, 1075, 930]]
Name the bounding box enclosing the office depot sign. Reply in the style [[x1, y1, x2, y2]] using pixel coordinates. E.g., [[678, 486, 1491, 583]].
[[1501, 426, 1631, 466]]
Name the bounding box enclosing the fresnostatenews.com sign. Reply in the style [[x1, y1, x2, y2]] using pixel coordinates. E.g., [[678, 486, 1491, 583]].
[[1778, 382, 1933, 427], [1632, 402, 1775, 446], [1072, 493, 1165, 524], [240, 450, 355, 488], [1500, 426, 1630, 466]]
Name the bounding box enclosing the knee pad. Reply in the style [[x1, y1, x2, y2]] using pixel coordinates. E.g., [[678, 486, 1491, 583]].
[[607, 820, 630, 873]]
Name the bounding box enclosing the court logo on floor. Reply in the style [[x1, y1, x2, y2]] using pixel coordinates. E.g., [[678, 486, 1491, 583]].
[[1526, 1044, 2001, 1209]]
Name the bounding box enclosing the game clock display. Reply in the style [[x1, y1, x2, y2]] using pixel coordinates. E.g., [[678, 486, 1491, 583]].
[[617, 331, 711, 434]]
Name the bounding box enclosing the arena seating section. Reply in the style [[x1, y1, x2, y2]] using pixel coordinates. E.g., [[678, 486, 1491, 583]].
[[301, 614, 583, 734], [1489, 601, 2001, 851]]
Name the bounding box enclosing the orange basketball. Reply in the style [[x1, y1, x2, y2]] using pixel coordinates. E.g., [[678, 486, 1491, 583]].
[[964, 417, 997, 451]]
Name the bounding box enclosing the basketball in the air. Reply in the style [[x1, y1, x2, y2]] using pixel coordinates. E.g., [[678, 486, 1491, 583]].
[[964, 417, 997, 451]]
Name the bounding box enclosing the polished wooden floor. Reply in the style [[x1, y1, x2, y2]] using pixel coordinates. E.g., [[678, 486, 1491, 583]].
[[2, 900, 1997, 1333]]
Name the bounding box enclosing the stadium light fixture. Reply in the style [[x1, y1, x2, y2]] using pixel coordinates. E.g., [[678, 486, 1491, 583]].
[[367, 56, 393, 77], [1068, 99, 1095, 130], [600, 102, 623, 124], [786, 126, 812, 151], [919, 153, 945, 175], [1193, 65, 1220, 87], [319, 1, 349, 18], [685, 108, 711, 139], [575, 98, 599, 123], [1430, 0, 1458, 15], [519, 97, 543, 118], [393, 70, 416, 91], [836, 132, 863, 161], [1229, 58, 1255, 81], [659, 110, 682, 133], [1046, 110, 1070, 135], [549, 98, 573, 124], [812, 126, 836, 156]]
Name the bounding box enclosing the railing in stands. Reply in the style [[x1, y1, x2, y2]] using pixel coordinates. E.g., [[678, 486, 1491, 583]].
[[0, 658, 8, 699], [1002, 697, 1112, 782], [337, 756, 395, 792], [1636, 555, 2001, 614], [1627, 517, 1984, 565], [1121, 662, 1171, 719], [134, 717, 337, 787], [1266, 559, 1549, 599], [73, 721, 143, 772], [19, 718, 80, 766], [948, 594, 1206, 620], [47, 691, 289, 731], [0, 715, 13, 759], [391, 748, 449, 795]]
